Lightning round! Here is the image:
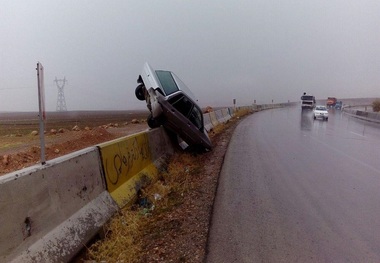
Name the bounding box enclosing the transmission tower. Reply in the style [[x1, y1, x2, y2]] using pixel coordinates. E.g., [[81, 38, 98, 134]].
[[54, 77, 68, 112]]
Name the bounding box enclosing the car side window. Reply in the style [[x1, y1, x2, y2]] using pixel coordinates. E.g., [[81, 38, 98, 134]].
[[170, 94, 193, 117], [189, 106, 203, 130], [169, 94, 203, 130]]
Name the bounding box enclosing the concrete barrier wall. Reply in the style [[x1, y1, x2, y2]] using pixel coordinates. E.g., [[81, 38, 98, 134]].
[[209, 111, 220, 127], [368, 112, 380, 122], [214, 110, 223, 122], [203, 112, 213, 132], [203, 108, 233, 132], [0, 147, 118, 263], [97, 127, 173, 208], [0, 103, 289, 262], [220, 108, 231, 123], [213, 109, 230, 124], [343, 108, 380, 124]]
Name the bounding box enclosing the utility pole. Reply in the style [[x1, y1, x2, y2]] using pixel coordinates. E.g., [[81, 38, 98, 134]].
[[55, 77, 68, 112]]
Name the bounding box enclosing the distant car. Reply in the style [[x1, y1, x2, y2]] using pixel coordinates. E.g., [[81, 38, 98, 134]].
[[313, 105, 329, 121], [135, 62, 212, 151], [335, 101, 342, 110]]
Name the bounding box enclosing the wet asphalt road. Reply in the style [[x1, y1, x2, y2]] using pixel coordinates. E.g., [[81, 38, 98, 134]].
[[206, 106, 380, 263]]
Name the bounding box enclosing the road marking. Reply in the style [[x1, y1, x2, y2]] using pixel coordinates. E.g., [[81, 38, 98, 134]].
[[350, 131, 365, 137], [310, 135, 380, 175]]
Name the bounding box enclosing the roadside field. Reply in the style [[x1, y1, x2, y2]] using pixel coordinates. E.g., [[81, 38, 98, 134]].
[[0, 110, 149, 175]]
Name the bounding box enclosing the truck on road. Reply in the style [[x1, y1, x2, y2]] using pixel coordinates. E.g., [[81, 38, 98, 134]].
[[327, 97, 337, 108], [301, 93, 316, 110]]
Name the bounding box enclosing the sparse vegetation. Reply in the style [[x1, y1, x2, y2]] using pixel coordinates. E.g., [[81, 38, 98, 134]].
[[86, 210, 144, 263], [372, 99, 380, 112], [84, 153, 203, 263]]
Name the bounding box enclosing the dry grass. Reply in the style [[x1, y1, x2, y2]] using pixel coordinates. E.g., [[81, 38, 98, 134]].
[[84, 153, 202, 263], [85, 210, 144, 263]]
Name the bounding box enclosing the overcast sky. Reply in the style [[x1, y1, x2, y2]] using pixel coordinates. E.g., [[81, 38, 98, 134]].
[[0, 0, 379, 112]]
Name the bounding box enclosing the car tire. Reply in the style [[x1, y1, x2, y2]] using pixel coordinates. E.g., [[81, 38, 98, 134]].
[[135, 84, 145, 101], [147, 114, 161, 129], [326, 117, 328, 121], [313, 116, 316, 120]]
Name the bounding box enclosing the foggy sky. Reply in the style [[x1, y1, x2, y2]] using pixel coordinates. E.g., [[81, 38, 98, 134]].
[[1, 0, 379, 112]]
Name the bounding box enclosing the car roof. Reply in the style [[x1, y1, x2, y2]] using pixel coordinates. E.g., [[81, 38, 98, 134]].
[[142, 62, 197, 102]]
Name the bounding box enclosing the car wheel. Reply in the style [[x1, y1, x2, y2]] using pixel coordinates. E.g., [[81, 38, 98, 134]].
[[135, 84, 145, 101], [325, 117, 328, 121], [313, 116, 316, 120], [147, 114, 161, 129]]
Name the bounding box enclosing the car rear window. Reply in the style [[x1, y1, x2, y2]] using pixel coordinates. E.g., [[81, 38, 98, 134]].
[[155, 70, 179, 95]]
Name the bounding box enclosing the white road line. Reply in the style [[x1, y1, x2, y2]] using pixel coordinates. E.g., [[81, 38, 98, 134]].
[[350, 131, 365, 137], [310, 135, 380, 175]]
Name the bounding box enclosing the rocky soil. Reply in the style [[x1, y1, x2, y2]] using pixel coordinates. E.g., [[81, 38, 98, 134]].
[[0, 123, 148, 175]]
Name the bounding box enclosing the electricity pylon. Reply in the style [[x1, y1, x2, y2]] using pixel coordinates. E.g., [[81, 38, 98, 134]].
[[54, 77, 68, 112]]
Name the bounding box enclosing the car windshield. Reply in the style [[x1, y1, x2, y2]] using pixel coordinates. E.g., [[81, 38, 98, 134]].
[[155, 70, 179, 95], [316, 106, 326, 110], [171, 73, 196, 101], [155, 70, 197, 102], [301, 95, 314, 100]]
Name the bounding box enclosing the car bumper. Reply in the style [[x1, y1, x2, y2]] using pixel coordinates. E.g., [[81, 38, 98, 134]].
[[314, 114, 328, 119]]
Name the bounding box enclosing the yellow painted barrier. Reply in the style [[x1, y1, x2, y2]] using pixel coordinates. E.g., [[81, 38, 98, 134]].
[[98, 128, 173, 208], [98, 132, 158, 208]]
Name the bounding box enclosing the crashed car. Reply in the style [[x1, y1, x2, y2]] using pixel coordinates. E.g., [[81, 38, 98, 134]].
[[313, 105, 329, 121], [135, 62, 212, 151]]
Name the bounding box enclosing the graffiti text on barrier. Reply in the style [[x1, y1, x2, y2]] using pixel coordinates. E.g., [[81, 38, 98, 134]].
[[105, 136, 150, 186]]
